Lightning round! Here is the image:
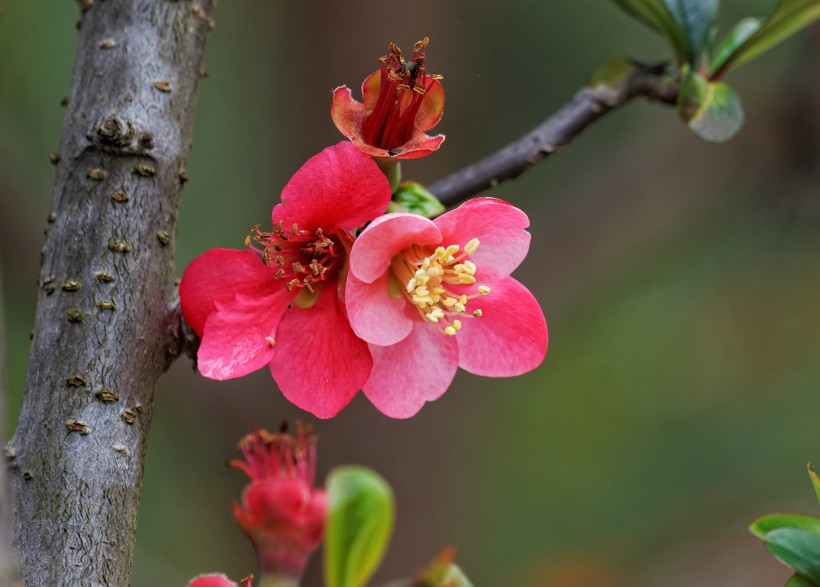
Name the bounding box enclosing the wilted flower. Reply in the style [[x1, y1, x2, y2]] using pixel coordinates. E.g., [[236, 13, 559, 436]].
[[180, 142, 392, 418], [331, 37, 445, 159], [229, 425, 327, 583], [346, 198, 548, 418]]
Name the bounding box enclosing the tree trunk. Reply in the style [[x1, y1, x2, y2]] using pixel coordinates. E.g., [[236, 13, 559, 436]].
[[6, 2, 213, 585]]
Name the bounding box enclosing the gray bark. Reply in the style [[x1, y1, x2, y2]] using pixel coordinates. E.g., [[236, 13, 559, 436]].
[[0, 252, 20, 587], [7, 2, 214, 585]]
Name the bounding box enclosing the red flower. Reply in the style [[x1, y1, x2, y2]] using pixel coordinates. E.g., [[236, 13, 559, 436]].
[[180, 142, 392, 418], [331, 37, 445, 159], [229, 426, 327, 583], [188, 574, 254, 587], [346, 198, 548, 418]]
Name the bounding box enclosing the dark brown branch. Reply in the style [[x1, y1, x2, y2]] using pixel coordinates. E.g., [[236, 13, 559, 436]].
[[7, 2, 214, 585], [0, 251, 20, 586], [427, 70, 679, 207]]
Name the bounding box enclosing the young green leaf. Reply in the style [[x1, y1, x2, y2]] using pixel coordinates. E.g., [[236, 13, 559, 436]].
[[709, 18, 763, 76], [610, 0, 689, 62], [324, 466, 395, 587], [750, 513, 820, 540], [417, 549, 475, 587], [677, 68, 744, 142], [786, 574, 820, 587], [589, 56, 639, 87], [387, 182, 446, 218], [662, 0, 719, 64], [809, 464, 820, 506], [710, 0, 820, 77], [764, 528, 820, 584]]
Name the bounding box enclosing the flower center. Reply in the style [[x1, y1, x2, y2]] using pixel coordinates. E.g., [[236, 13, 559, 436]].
[[246, 222, 344, 294], [391, 238, 490, 336], [361, 37, 443, 154]]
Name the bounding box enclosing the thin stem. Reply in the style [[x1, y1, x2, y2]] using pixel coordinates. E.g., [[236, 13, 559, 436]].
[[427, 69, 679, 208]]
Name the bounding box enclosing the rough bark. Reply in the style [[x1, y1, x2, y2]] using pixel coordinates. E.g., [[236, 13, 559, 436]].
[[427, 70, 679, 208], [0, 252, 20, 587], [6, 2, 214, 585]]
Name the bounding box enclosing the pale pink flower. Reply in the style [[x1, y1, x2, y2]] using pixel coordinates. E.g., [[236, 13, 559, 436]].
[[346, 197, 548, 418]]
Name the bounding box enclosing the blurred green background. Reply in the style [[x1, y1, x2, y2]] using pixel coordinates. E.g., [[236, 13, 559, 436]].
[[2, 1, 819, 585]]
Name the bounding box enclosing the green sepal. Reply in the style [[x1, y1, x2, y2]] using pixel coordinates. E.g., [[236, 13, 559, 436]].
[[709, 0, 820, 77], [324, 466, 395, 587], [662, 0, 719, 65], [677, 67, 744, 142], [375, 159, 402, 193], [750, 513, 820, 540], [387, 182, 446, 218]]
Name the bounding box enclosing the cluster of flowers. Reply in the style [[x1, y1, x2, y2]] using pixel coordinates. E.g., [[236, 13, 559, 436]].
[[180, 38, 548, 419]]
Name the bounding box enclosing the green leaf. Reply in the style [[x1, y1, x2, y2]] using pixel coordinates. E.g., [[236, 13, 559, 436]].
[[786, 574, 820, 587], [324, 467, 395, 587], [750, 513, 820, 540], [765, 528, 820, 583], [589, 56, 638, 87], [809, 464, 820, 506], [709, 17, 764, 75], [662, 0, 719, 64], [611, 0, 690, 62], [677, 68, 744, 142], [710, 0, 820, 76], [387, 182, 445, 218]]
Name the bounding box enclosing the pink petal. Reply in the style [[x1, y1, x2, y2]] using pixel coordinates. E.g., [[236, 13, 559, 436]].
[[273, 142, 391, 232], [363, 322, 458, 418], [390, 133, 445, 160], [349, 213, 441, 283], [415, 78, 445, 132], [330, 86, 367, 141], [180, 249, 280, 335], [270, 285, 372, 418], [456, 277, 547, 377], [197, 289, 292, 380], [188, 574, 239, 587], [346, 272, 413, 346], [434, 198, 531, 283]]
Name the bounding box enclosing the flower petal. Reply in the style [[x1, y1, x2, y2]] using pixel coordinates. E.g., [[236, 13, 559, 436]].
[[434, 198, 531, 283], [188, 574, 239, 587], [361, 70, 381, 111], [273, 142, 391, 232], [197, 289, 292, 380], [349, 213, 441, 283], [390, 133, 445, 159], [180, 248, 280, 335], [270, 285, 371, 418], [346, 271, 413, 346], [363, 322, 458, 418], [456, 277, 547, 377], [330, 86, 367, 141], [415, 78, 444, 132]]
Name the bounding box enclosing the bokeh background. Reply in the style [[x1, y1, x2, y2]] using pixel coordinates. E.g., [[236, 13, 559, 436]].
[[2, 1, 820, 585]]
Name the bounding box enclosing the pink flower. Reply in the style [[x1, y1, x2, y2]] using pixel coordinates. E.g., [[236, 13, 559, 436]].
[[188, 574, 253, 587], [229, 426, 327, 582], [180, 142, 392, 418], [331, 37, 445, 159], [346, 198, 548, 418]]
